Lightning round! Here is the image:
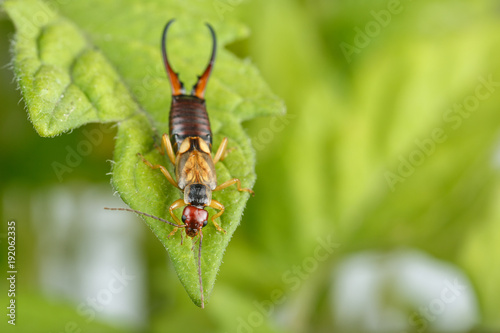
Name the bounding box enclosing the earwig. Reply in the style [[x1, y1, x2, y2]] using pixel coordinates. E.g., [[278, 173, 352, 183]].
[[105, 20, 254, 308]]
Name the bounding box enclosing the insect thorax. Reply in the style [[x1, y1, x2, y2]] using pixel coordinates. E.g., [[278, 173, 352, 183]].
[[175, 137, 217, 207], [184, 184, 212, 208]]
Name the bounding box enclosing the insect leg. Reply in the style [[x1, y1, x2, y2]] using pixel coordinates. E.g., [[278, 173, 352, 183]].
[[137, 153, 180, 189], [213, 137, 228, 164], [198, 231, 204, 309], [152, 135, 164, 155], [214, 178, 254, 196], [162, 133, 176, 165], [213, 137, 237, 164], [208, 200, 226, 234], [166, 199, 186, 241], [168, 199, 186, 227], [167, 199, 186, 241]]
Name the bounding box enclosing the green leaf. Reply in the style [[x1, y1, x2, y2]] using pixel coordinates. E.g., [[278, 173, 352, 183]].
[[4, 0, 284, 307], [458, 179, 500, 327]]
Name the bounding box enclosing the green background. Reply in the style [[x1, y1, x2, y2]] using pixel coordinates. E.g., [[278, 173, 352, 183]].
[[1, 0, 500, 332]]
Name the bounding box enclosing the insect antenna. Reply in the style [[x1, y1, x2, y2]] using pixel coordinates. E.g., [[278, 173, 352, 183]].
[[104, 207, 183, 227], [198, 231, 204, 308], [192, 23, 217, 99], [162, 19, 185, 96]]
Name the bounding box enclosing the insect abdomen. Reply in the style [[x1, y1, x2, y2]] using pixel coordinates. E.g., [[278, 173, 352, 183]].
[[169, 95, 212, 152]]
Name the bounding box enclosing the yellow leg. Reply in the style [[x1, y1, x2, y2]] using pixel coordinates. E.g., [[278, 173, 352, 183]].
[[168, 227, 179, 238], [213, 137, 228, 164], [169, 199, 185, 226], [138, 153, 180, 189], [151, 134, 176, 165], [162, 133, 176, 165], [167, 226, 184, 245], [153, 139, 164, 156], [208, 200, 226, 234], [166, 199, 186, 241], [214, 178, 254, 196]]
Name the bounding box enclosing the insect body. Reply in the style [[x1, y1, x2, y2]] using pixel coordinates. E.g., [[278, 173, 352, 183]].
[[106, 20, 253, 308], [149, 19, 254, 236]]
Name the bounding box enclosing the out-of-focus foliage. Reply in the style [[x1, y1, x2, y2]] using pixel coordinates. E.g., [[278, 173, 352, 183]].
[[1, 0, 500, 332]]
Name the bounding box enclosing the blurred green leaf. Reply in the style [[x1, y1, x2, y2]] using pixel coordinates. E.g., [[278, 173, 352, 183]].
[[4, 0, 284, 307], [459, 179, 500, 328], [0, 291, 128, 333], [238, 0, 500, 329]]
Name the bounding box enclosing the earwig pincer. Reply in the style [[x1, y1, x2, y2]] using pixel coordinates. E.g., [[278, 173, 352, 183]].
[[105, 19, 254, 308]]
